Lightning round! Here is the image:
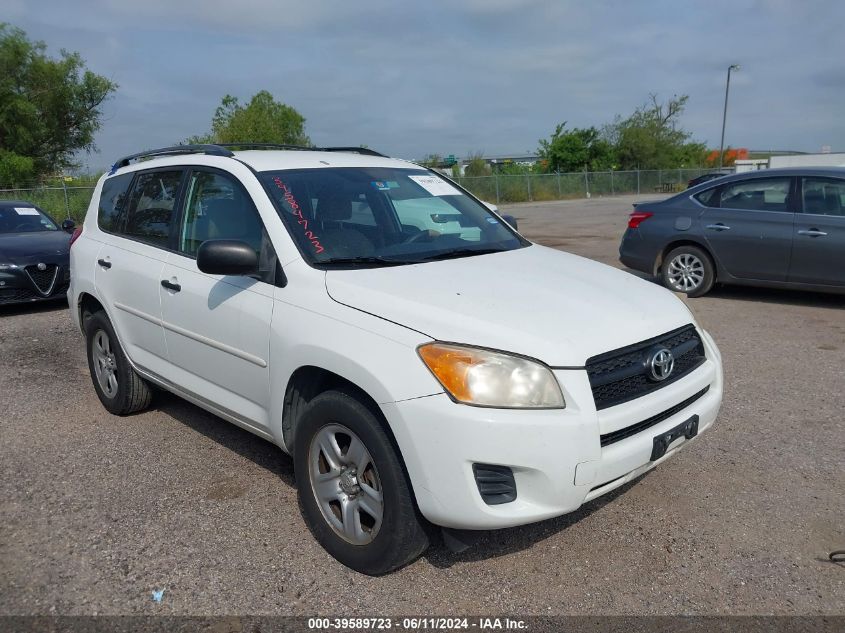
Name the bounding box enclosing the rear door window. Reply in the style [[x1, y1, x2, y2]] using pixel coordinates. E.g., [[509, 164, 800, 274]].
[[802, 177, 845, 216], [123, 170, 184, 248], [719, 178, 792, 212]]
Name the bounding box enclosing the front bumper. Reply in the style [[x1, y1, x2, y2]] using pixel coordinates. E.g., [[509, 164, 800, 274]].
[[0, 263, 70, 305], [384, 329, 723, 530]]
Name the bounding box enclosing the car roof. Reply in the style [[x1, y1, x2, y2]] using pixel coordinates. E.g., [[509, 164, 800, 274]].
[[231, 149, 416, 172], [0, 200, 40, 208], [108, 148, 420, 177], [682, 166, 845, 195]]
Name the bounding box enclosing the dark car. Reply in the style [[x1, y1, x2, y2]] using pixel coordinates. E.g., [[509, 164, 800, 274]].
[[686, 171, 731, 188], [0, 201, 76, 306], [619, 167, 845, 296]]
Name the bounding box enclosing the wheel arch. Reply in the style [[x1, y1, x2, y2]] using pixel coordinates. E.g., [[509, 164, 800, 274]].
[[655, 238, 719, 279], [281, 365, 424, 512], [77, 291, 106, 325]]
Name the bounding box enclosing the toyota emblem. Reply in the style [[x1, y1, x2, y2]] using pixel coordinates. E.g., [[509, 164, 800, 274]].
[[648, 347, 675, 381]]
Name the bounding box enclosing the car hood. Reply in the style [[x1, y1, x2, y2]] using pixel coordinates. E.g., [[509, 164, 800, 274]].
[[325, 244, 695, 366], [0, 231, 71, 264]]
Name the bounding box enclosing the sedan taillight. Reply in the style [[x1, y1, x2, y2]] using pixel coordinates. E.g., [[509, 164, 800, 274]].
[[628, 211, 653, 229], [69, 226, 83, 248]]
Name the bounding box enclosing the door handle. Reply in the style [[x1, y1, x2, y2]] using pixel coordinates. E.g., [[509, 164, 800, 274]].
[[797, 229, 828, 237], [706, 223, 731, 231], [160, 279, 181, 292], [97, 258, 112, 269]]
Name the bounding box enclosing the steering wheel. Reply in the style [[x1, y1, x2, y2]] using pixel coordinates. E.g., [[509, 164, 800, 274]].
[[403, 229, 440, 244]]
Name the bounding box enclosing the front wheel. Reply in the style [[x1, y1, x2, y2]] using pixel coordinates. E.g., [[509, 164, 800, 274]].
[[294, 390, 429, 575], [661, 245, 715, 297]]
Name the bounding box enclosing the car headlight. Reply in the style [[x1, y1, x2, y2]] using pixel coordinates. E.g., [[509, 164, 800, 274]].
[[417, 342, 565, 409], [0, 264, 19, 270]]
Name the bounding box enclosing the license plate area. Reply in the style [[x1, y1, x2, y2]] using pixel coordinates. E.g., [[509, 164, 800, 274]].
[[651, 414, 699, 461]]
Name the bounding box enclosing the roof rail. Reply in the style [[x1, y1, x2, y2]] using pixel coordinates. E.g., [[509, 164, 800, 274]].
[[216, 143, 314, 152], [320, 147, 387, 157], [110, 144, 234, 172], [109, 143, 388, 174], [221, 143, 388, 157]]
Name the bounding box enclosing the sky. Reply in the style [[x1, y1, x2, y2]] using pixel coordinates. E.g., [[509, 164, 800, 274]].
[[6, 0, 845, 171]]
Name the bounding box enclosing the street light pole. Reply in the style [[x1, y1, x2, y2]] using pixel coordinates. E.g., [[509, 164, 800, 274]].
[[718, 64, 740, 170]]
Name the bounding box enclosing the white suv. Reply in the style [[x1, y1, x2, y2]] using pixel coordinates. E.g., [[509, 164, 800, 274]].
[[69, 144, 723, 574]]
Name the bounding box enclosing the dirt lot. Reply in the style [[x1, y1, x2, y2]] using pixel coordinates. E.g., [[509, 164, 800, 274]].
[[2, 194, 843, 615]]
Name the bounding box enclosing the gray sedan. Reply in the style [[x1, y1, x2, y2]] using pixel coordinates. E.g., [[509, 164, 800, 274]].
[[619, 167, 845, 296]]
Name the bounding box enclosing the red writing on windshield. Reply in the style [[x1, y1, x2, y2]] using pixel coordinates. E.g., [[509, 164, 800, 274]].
[[272, 177, 325, 254]]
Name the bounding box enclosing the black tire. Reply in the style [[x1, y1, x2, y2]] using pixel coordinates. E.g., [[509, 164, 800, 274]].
[[84, 310, 152, 415], [660, 245, 715, 297], [294, 389, 429, 575]]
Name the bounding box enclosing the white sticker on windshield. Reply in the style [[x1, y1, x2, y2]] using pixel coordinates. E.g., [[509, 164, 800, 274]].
[[14, 207, 40, 215], [408, 175, 461, 197]]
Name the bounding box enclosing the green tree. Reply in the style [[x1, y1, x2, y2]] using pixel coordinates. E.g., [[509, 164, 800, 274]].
[[609, 94, 705, 169], [538, 123, 615, 172], [187, 91, 310, 146], [419, 154, 442, 168], [0, 23, 117, 184], [463, 151, 489, 177]]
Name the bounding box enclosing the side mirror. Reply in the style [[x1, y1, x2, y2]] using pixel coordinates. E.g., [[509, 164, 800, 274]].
[[483, 201, 498, 212], [197, 240, 258, 276], [502, 214, 518, 231], [61, 219, 75, 233]]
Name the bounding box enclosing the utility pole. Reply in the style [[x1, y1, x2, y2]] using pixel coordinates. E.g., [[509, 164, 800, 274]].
[[718, 64, 740, 170]]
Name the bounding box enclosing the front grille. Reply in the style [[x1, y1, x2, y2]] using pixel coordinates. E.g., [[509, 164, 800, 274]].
[[586, 324, 706, 410], [473, 464, 517, 505], [24, 264, 59, 295], [600, 386, 709, 447]]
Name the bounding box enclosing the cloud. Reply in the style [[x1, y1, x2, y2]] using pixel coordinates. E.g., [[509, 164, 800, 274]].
[[8, 0, 845, 169]]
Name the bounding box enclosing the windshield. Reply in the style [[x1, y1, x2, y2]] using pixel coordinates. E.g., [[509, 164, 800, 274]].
[[260, 167, 527, 266], [0, 205, 59, 233]]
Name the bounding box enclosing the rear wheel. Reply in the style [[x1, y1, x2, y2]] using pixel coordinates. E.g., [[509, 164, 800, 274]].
[[294, 389, 429, 575], [84, 311, 152, 415], [661, 245, 715, 297]]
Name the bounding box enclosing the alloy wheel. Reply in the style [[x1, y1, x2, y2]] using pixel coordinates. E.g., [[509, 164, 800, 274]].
[[667, 253, 705, 292], [92, 329, 118, 398]]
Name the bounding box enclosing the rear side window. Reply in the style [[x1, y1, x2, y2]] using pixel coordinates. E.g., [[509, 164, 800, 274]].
[[97, 173, 133, 233], [123, 170, 183, 248], [693, 187, 720, 207], [719, 178, 791, 212], [802, 177, 845, 216]]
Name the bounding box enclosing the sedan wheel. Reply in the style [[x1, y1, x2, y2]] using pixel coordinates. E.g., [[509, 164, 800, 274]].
[[660, 245, 715, 297], [667, 253, 705, 292]]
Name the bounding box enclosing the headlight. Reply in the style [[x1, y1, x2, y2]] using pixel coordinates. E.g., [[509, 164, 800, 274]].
[[417, 342, 565, 409], [0, 264, 19, 270]]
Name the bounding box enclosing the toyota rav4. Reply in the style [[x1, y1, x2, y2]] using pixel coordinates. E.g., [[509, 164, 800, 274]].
[[69, 144, 723, 574]]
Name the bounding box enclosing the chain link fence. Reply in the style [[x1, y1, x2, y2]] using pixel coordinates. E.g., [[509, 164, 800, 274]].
[[453, 167, 724, 204], [0, 181, 97, 224], [0, 168, 723, 223]]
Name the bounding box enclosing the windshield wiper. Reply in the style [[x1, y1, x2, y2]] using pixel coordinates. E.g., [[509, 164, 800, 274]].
[[318, 256, 419, 268], [417, 247, 508, 262]]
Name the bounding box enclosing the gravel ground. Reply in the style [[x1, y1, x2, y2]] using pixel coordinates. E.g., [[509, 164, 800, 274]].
[[1, 194, 843, 616]]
